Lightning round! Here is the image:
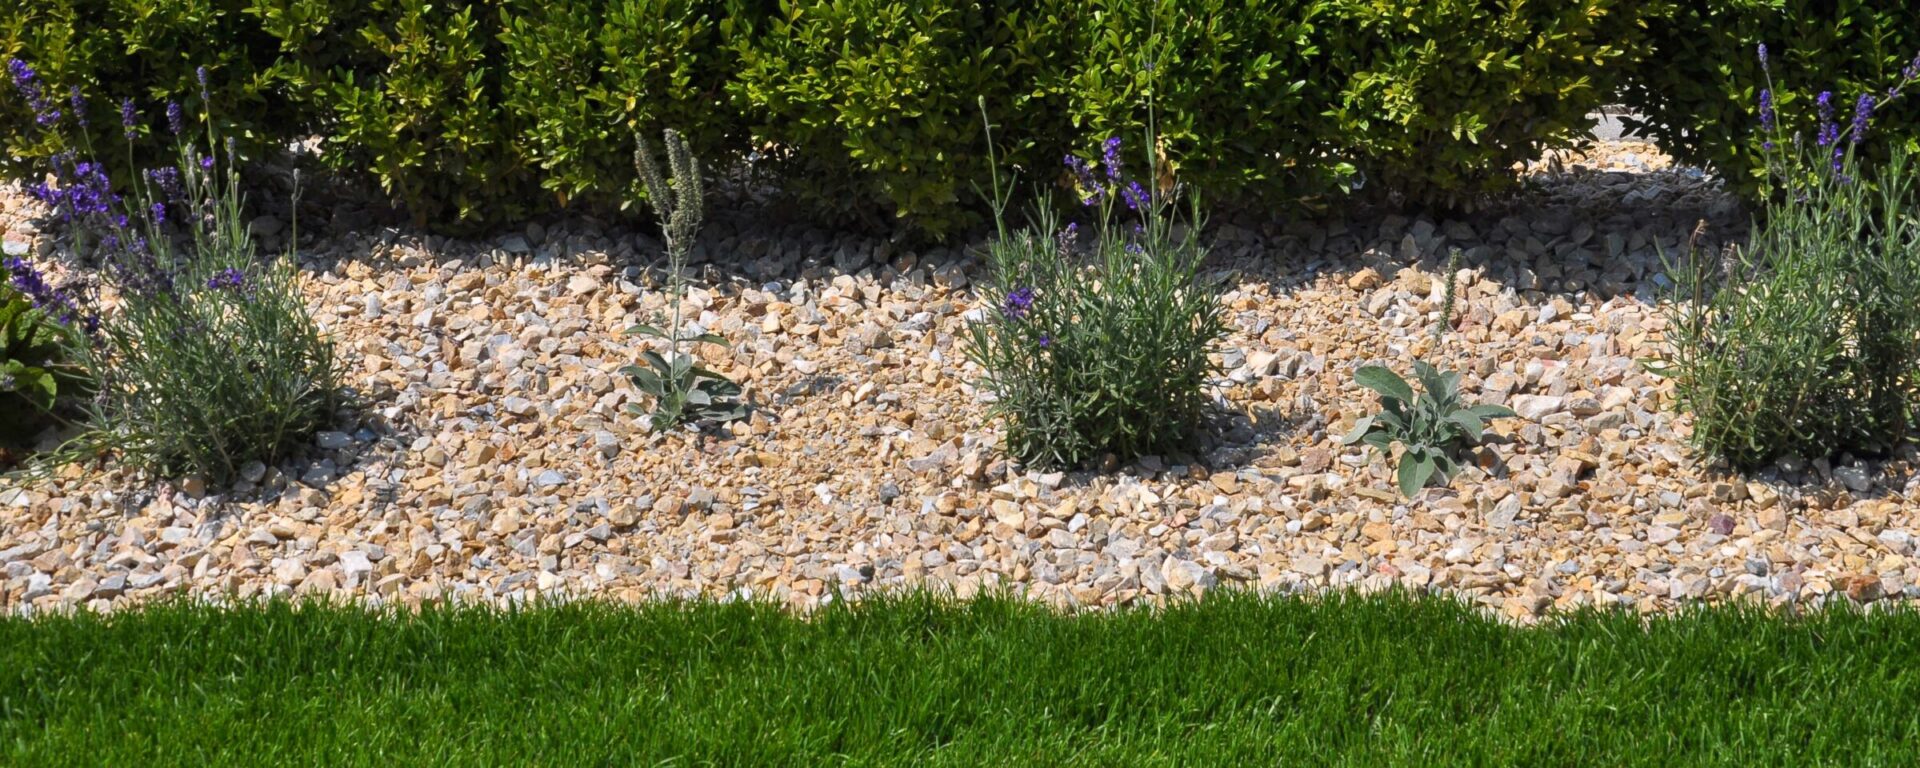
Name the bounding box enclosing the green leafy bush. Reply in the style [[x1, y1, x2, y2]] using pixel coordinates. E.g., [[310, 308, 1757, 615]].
[[0, 0, 299, 187], [1654, 57, 1920, 470], [967, 114, 1225, 469], [1322, 0, 1646, 206], [7, 0, 1657, 236], [1620, 0, 1920, 194], [1056, 0, 1344, 207], [9, 66, 341, 483], [727, 0, 1026, 236], [499, 0, 744, 213], [1342, 361, 1515, 498], [0, 262, 84, 445], [295, 0, 532, 228]]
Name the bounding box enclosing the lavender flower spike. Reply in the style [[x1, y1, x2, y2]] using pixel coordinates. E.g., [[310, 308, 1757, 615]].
[[1852, 93, 1876, 144], [1001, 286, 1036, 320], [120, 98, 138, 140], [1815, 91, 1838, 148], [1102, 137, 1123, 181]]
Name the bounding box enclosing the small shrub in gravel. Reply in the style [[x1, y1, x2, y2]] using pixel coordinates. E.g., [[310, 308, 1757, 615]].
[[1654, 46, 1920, 470], [968, 109, 1226, 469], [622, 127, 746, 432], [1342, 361, 1515, 498], [5, 63, 341, 484]]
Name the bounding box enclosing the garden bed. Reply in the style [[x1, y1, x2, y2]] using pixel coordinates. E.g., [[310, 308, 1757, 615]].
[[3, 140, 1917, 619]]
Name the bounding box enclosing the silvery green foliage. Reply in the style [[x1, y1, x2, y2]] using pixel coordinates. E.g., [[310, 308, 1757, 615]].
[[968, 104, 1225, 469], [623, 128, 744, 432], [1651, 49, 1920, 470], [6, 66, 340, 483], [1342, 361, 1515, 498]]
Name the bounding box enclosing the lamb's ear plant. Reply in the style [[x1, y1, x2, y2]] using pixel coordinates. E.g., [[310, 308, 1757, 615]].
[[623, 128, 745, 432], [1342, 361, 1515, 498]]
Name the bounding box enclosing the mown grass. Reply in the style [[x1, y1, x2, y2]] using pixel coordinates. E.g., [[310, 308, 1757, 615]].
[[3, 590, 1917, 766]]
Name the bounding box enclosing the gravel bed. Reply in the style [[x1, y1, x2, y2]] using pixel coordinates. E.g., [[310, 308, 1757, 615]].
[[4, 142, 1916, 619]]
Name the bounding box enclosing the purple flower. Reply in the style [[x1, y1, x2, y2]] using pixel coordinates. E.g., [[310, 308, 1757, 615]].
[[166, 100, 184, 135], [199, 155, 214, 171], [1064, 154, 1104, 206], [120, 98, 138, 139], [206, 267, 247, 292], [1101, 136, 1123, 181], [146, 167, 183, 201], [1121, 181, 1149, 212], [1757, 43, 1768, 70], [4, 256, 90, 329], [1001, 286, 1035, 320], [27, 158, 116, 221], [8, 58, 60, 126], [150, 201, 168, 225], [1758, 88, 1775, 133], [1906, 51, 1920, 82], [1038, 334, 1052, 348], [1815, 91, 1838, 148], [196, 66, 209, 101], [68, 85, 86, 127], [1056, 221, 1079, 254], [1852, 92, 1875, 144]]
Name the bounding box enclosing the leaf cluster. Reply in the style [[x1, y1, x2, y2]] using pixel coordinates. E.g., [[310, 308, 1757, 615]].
[[1342, 361, 1514, 498]]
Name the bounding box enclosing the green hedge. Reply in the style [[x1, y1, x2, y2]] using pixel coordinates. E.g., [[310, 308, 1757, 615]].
[[1620, 0, 1920, 195], [8, 1, 1652, 236], [0, 0, 298, 187]]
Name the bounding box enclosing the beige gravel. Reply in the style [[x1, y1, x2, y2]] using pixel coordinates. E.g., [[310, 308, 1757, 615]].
[[3, 142, 1916, 620]]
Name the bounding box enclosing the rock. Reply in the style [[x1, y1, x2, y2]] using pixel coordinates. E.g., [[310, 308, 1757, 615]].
[[1708, 514, 1735, 536], [248, 215, 284, 239], [1346, 268, 1382, 291], [316, 431, 353, 450], [500, 233, 532, 254], [338, 551, 374, 577], [532, 470, 567, 490], [1845, 575, 1884, 603], [1834, 466, 1873, 493], [1510, 395, 1566, 421], [1162, 558, 1216, 593], [1487, 495, 1522, 529]]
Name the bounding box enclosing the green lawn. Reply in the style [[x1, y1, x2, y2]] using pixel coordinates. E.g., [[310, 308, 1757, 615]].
[[3, 591, 1917, 766]]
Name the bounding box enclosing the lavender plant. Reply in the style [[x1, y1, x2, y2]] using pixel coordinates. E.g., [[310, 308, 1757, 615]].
[[967, 103, 1225, 469], [5, 60, 340, 483], [1652, 45, 1920, 470]]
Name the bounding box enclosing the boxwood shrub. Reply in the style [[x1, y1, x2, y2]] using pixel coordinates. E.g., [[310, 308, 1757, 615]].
[[0, 0, 299, 188], [1620, 0, 1920, 195], [5, 0, 1655, 236]]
